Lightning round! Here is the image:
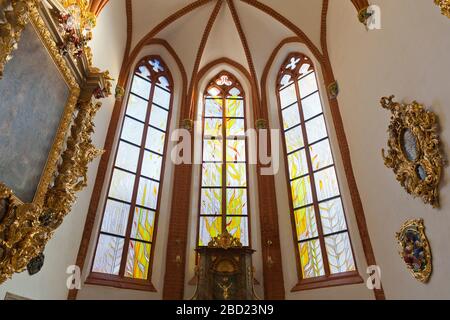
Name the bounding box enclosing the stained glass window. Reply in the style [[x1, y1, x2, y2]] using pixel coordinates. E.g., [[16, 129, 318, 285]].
[[198, 72, 250, 247], [92, 56, 172, 283], [277, 53, 356, 281]]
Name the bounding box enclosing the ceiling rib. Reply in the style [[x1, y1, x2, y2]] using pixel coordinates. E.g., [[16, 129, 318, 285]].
[[124, 0, 133, 60], [240, 0, 324, 63], [120, 0, 214, 86], [188, 0, 224, 118], [227, 0, 260, 97]]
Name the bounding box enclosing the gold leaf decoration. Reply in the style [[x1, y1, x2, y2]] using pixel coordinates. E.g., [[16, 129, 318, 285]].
[[435, 0, 450, 18], [381, 96, 445, 208], [396, 219, 432, 283]]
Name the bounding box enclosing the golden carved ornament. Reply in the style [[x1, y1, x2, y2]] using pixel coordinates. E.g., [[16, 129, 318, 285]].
[[208, 231, 243, 250], [435, 0, 450, 18], [0, 0, 29, 78], [396, 219, 432, 283], [0, 0, 110, 283], [381, 96, 445, 208]]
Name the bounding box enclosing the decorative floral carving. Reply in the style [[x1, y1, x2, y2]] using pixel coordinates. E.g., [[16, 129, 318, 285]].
[[381, 96, 445, 208], [0, 0, 30, 78], [396, 219, 432, 283], [435, 0, 450, 18]]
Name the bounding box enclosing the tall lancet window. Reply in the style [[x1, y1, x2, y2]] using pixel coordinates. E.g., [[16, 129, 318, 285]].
[[277, 53, 356, 282], [198, 72, 250, 247], [90, 56, 172, 287]]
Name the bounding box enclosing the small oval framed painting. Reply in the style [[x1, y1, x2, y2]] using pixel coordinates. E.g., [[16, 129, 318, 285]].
[[396, 219, 432, 283]]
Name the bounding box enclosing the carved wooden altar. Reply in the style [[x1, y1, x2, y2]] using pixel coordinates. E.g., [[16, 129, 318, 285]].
[[193, 232, 258, 300]]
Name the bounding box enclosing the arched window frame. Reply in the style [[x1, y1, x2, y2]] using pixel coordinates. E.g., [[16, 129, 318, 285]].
[[276, 52, 360, 289], [87, 55, 174, 291], [197, 71, 252, 248]]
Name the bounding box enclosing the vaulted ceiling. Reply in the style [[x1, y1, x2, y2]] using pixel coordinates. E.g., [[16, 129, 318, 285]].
[[89, 0, 367, 89]]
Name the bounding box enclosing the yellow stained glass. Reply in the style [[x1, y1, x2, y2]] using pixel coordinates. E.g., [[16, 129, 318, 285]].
[[199, 217, 222, 246], [125, 241, 151, 280], [204, 118, 222, 137], [131, 207, 155, 242], [226, 217, 249, 246], [226, 139, 246, 162], [294, 206, 318, 241], [226, 99, 244, 117], [226, 188, 247, 215], [226, 163, 247, 187], [291, 176, 313, 208], [299, 240, 325, 279]]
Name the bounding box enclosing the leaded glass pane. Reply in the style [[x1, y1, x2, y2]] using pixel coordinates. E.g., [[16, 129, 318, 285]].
[[121, 117, 144, 145], [199, 217, 222, 246], [301, 92, 322, 121], [226, 118, 245, 137], [305, 115, 327, 144], [285, 126, 304, 153], [136, 178, 159, 209], [145, 127, 166, 154], [282, 104, 301, 130], [226, 217, 249, 246], [325, 233, 356, 274], [298, 72, 318, 98], [226, 163, 247, 187], [291, 176, 313, 208], [200, 188, 222, 215], [205, 98, 223, 117], [109, 169, 135, 202], [116, 141, 140, 173], [204, 118, 222, 137], [226, 188, 247, 215], [299, 240, 325, 279], [126, 94, 148, 121], [226, 99, 244, 117], [141, 151, 162, 180], [153, 86, 171, 109], [149, 105, 168, 131], [287, 149, 308, 180], [294, 206, 318, 241], [279, 83, 297, 108], [131, 207, 155, 242], [203, 139, 222, 162], [320, 198, 347, 235], [314, 167, 340, 201], [202, 163, 222, 187], [125, 241, 151, 280], [101, 200, 130, 236], [92, 234, 124, 275], [226, 139, 246, 162], [309, 139, 333, 171], [131, 76, 151, 98]]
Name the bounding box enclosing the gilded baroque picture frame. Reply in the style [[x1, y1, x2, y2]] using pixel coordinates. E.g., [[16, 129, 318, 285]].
[[435, 0, 450, 18], [396, 219, 432, 283], [381, 96, 445, 208], [0, 0, 110, 283]]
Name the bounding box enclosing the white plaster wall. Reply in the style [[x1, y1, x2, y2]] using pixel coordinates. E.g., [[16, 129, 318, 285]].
[[265, 42, 374, 300], [184, 63, 264, 299], [328, 0, 450, 299], [0, 1, 126, 300]]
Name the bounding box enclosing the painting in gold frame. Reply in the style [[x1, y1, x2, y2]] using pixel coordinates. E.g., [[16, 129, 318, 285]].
[[0, 0, 110, 284], [396, 219, 432, 283]]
